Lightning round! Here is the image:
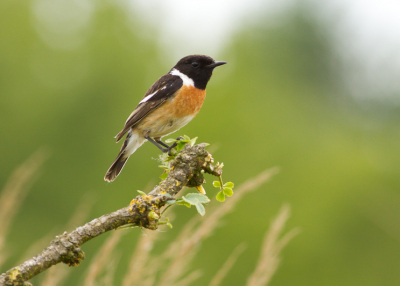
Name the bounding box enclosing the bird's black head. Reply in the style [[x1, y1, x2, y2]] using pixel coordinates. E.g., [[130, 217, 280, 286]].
[[171, 55, 227, 90]]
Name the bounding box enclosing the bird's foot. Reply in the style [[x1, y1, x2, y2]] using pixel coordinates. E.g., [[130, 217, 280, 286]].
[[166, 136, 184, 156]]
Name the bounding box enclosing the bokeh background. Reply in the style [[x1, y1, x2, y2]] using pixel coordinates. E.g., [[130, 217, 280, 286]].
[[1, 0, 400, 285]]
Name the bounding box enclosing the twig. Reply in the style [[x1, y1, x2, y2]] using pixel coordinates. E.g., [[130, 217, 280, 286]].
[[0, 143, 221, 285]]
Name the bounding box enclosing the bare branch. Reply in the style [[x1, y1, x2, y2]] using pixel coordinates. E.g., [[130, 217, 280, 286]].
[[0, 143, 221, 285]]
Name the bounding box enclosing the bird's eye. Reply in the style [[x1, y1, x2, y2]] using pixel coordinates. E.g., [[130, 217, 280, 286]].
[[191, 62, 199, 68]]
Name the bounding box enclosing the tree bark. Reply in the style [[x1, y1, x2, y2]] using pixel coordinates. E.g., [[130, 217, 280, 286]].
[[0, 143, 222, 286]]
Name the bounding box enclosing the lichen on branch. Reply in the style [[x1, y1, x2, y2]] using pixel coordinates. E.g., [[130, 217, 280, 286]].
[[0, 141, 225, 285]]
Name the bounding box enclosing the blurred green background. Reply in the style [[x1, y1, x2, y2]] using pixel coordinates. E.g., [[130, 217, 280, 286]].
[[1, 0, 400, 285]]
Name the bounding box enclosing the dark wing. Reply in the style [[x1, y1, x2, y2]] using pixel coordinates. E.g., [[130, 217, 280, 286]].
[[115, 74, 182, 142]]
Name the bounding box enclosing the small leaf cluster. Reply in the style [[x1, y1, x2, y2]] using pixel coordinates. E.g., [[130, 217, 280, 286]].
[[158, 157, 172, 180], [159, 217, 173, 229], [167, 193, 210, 216], [155, 136, 234, 222], [158, 135, 199, 180], [165, 135, 198, 153], [213, 179, 234, 202]]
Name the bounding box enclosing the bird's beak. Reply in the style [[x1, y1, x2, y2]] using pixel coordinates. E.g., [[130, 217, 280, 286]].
[[206, 61, 227, 68]]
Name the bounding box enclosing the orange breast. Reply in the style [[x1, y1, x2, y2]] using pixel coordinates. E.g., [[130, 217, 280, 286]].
[[135, 86, 206, 137], [170, 85, 206, 117]]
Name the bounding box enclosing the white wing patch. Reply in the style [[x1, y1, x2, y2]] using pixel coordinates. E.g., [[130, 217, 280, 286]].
[[170, 68, 194, 87], [139, 86, 166, 104]]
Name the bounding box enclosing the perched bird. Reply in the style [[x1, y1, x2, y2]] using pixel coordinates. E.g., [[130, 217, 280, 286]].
[[104, 55, 227, 182]]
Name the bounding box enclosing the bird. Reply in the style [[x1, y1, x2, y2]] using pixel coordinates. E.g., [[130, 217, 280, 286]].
[[104, 55, 227, 182]]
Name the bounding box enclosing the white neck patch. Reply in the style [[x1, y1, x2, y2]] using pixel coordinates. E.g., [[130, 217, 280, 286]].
[[170, 68, 195, 87]]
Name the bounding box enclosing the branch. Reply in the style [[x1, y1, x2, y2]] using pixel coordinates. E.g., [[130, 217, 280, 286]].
[[0, 143, 222, 285]]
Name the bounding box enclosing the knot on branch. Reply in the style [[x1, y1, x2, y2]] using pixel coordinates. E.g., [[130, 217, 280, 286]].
[[186, 171, 206, 188], [52, 232, 85, 267], [127, 143, 223, 230], [129, 194, 161, 230]]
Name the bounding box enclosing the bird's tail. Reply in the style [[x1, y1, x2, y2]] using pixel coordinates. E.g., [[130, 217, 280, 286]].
[[104, 130, 145, 182]]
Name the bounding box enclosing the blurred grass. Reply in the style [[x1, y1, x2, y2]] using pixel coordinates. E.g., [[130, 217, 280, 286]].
[[1, 1, 400, 286]]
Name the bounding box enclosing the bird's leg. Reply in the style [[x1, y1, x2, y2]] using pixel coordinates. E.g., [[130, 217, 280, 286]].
[[154, 137, 170, 149], [166, 136, 185, 155], [151, 136, 185, 155], [145, 136, 169, 153]]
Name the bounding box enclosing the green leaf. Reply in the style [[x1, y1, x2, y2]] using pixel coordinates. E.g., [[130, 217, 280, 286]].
[[189, 137, 198, 146], [213, 181, 221, 188], [216, 191, 225, 202], [223, 187, 233, 197], [182, 195, 199, 206], [196, 203, 206, 216], [160, 171, 169, 180], [158, 165, 169, 170], [176, 200, 191, 208], [165, 138, 176, 143], [160, 153, 168, 161], [167, 222, 173, 229], [176, 141, 187, 151], [224, 182, 234, 189], [166, 200, 176, 204], [137, 190, 146, 196], [185, 193, 210, 204], [183, 135, 191, 141]]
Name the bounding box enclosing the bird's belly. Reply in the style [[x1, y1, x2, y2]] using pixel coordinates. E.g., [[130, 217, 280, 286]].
[[147, 115, 194, 138]]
